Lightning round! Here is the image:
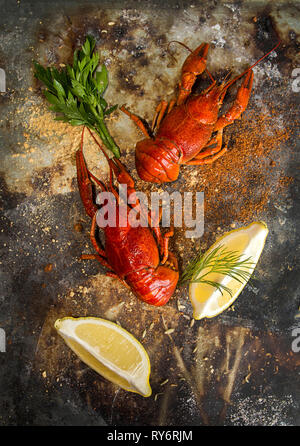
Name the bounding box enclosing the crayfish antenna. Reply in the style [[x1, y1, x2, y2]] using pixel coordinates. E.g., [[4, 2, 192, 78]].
[[167, 40, 193, 54], [85, 127, 138, 206], [80, 127, 107, 192], [85, 127, 111, 162], [76, 127, 106, 219], [85, 127, 119, 197], [221, 40, 281, 93]]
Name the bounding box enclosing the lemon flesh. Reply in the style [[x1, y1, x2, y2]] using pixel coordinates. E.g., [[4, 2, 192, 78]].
[[54, 317, 152, 397], [189, 222, 268, 320]]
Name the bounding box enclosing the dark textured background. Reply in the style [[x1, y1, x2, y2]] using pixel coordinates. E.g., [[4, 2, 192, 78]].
[[0, 0, 299, 426]]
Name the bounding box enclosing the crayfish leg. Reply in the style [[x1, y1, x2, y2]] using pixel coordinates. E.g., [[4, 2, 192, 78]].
[[160, 228, 174, 265], [81, 215, 115, 271], [120, 105, 151, 138], [184, 130, 227, 165], [151, 101, 168, 131], [89, 214, 106, 258], [186, 147, 227, 165], [214, 70, 254, 132], [81, 254, 112, 271]]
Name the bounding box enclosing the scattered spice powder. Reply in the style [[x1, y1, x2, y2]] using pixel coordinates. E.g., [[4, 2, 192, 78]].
[[191, 107, 295, 229]]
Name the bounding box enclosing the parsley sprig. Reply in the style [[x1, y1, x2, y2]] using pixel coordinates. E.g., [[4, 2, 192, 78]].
[[33, 36, 120, 158], [179, 244, 254, 296]]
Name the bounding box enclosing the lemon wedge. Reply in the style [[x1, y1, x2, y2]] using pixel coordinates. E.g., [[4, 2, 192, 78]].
[[54, 317, 152, 397], [189, 222, 268, 320]]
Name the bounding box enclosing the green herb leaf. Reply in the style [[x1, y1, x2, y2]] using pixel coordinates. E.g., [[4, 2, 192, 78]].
[[53, 79, 66, 100], [82, 37, 91, 56], [44, 90, 60, 106], [33, 36, 120, 158], [71, 79, 86, 98], [105, 104, 118, 116], [95, 64, 108, 94], [179, 244, 254, 296]]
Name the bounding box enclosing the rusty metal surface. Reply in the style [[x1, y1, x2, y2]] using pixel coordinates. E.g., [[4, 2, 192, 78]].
[[0, 0, 299, 426]]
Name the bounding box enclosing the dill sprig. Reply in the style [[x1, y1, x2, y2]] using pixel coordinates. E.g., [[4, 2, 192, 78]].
[[33, 36, 120, 158], [179, 244, 255, 296]]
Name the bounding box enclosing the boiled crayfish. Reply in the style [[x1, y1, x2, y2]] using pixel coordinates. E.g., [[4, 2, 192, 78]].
[[122, 41, 280, 183], [76, 127, 179, 306]]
